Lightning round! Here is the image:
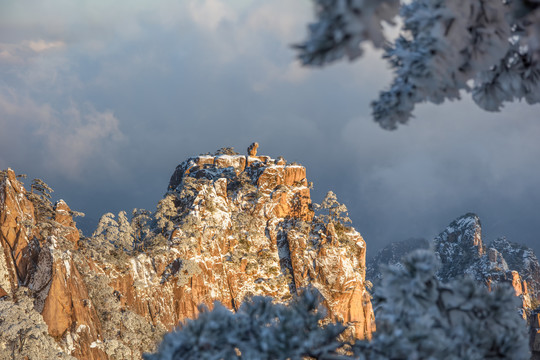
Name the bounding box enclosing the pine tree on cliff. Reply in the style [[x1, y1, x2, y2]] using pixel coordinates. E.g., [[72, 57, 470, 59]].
[[355, 250, 530, 359], [314, 191, 352, 230], [296, 0, 540, 129], [28, 178, 54, 222], [131, 208, 152, 250], [93, 211, 136, 252], [155, 193, 177, 235], [144, 250, 529, 360]]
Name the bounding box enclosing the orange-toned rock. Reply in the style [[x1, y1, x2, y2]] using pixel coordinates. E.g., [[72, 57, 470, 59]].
[[214, 155, 246, 173], [54, 200, 80, 247], [42, 261, 73, 338], [0, 168, 37, 287], [512, 270, 524, 296], [0, 152, 375, 358], [247, 142, 259, 156], [1, 170, 106, 359], [101, 153, 374, 341]]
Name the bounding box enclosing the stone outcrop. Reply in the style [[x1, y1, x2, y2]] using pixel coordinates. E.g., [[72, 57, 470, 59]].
[[0, 151, 375, 358], [433, 214, 536, 312], [489, 236, 540, 300], [137, 154, 373, 339], [247, 142, 259, 156], [0, 169, 106, 359], [433, 213, 484, 282], [369, 212, 539, 316], [53, 200, 80, 247]]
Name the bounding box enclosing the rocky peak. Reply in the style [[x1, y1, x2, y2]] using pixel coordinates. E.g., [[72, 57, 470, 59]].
[[0, 169, 105, 359], [168, 153, 312, 222], [54, 200, 81, 247], [369, 213, 539, 315], [433, 213, 484, 282], [0, 148, 375, 358], [159, 151, 371, 336], [433, 214, 537, 309]]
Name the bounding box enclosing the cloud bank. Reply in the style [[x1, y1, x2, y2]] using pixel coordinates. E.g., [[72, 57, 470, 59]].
[[1, 0, 539, 257]]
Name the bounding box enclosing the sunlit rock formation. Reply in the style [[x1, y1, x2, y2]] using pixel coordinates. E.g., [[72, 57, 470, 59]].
[[0, 148, 374, 359]]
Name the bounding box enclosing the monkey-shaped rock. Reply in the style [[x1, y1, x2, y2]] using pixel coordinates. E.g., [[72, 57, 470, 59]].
[[247, 142, 259, 156]]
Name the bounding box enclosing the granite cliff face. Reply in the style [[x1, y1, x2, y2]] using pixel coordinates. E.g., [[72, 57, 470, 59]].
[[0, 169, 105, 359], [0, 149, 374, 359]]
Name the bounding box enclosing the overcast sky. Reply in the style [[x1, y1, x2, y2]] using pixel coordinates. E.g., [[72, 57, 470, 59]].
[[2, 0, 540, 257]]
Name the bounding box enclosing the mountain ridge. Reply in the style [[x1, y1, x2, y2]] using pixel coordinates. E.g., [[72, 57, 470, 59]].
[[367, 213, 540, 311]]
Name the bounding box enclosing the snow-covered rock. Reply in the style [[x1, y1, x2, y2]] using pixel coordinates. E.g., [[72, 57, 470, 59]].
[[369, 213, 540, 316], [0, 149, 375, 359], [0, 169, 104, 359]]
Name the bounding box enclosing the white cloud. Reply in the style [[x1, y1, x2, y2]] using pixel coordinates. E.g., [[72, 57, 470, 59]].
[[244, 0, 310, 42], [2, 0, 540, 254], [0, 40, 66, 66], [188, 0, 237, 31], [27, 40, 65, 52], [0, 90, 124, 179]]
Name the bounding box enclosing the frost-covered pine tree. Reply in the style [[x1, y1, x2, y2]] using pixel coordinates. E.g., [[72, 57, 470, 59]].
[[93, 211, 136, 252], [144, 288, 349, 360], [314, 191, 352, 229], [28, 178, 54, 222], [296, 0, 540, 129], [155, 193, 177, 235], [0, 289, 74, 360], [131, 208, 152, 250], [354, 250, 530, 360]]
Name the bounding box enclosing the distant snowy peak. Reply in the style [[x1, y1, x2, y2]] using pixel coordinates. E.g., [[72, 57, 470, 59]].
[[436, 212, 483, 252], [434, 213, 483, 282], [368, 212, 540, 310]]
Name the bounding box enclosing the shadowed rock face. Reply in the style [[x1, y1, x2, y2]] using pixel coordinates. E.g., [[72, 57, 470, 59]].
[[434, 213, 484, 283], [0, 152, 374, 359], [369, 212, 540, 316], [433, 214, 537, 311]]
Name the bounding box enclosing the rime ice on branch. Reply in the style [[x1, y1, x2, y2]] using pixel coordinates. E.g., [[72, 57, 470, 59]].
[[297, 0, 540, 129]]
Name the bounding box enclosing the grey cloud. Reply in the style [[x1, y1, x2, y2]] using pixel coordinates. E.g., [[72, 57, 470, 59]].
[[0, 88, 125, 181], [1, 0, 539, 259]]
